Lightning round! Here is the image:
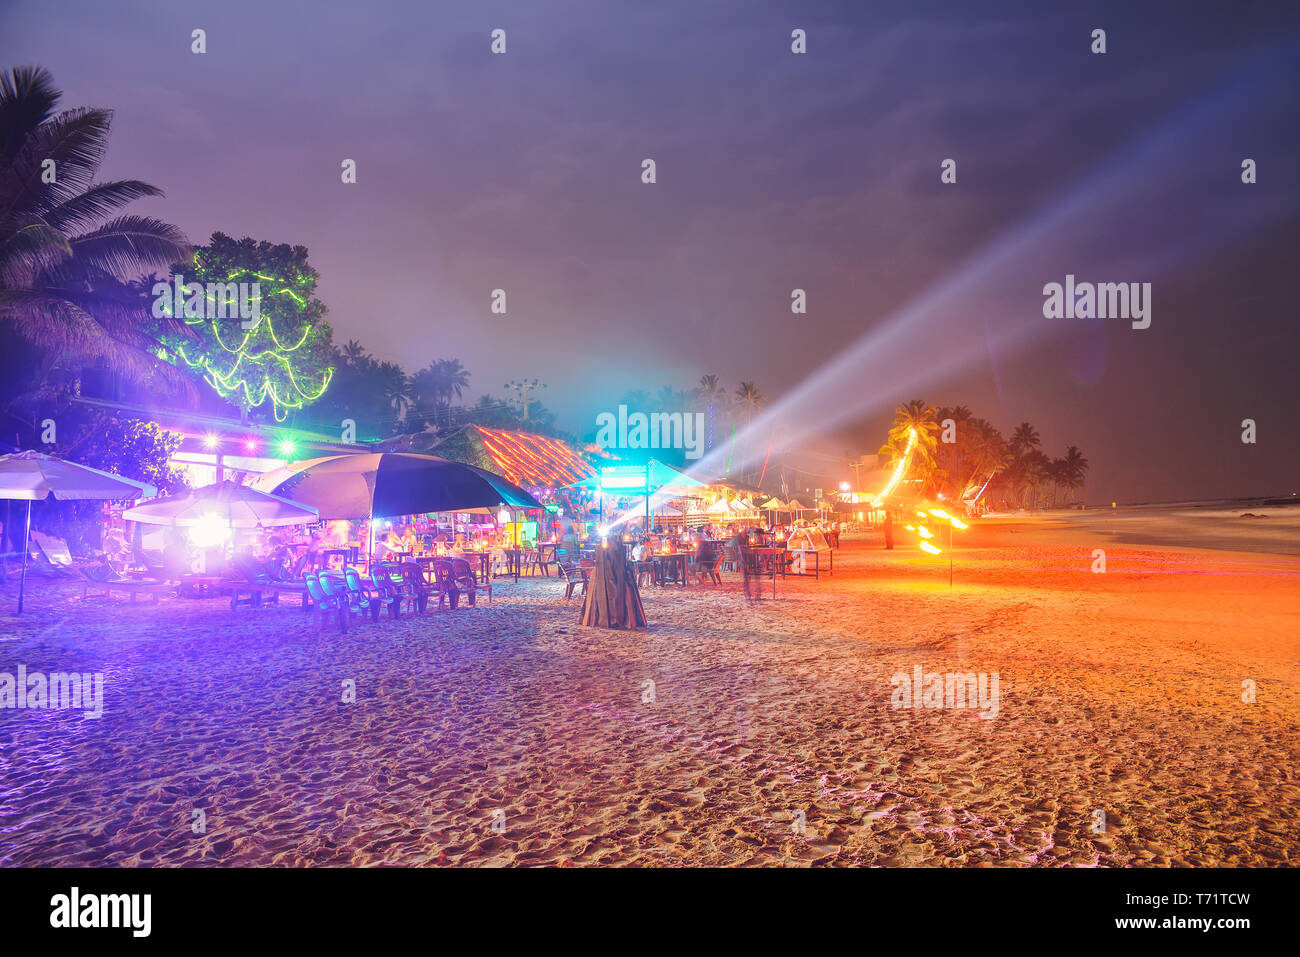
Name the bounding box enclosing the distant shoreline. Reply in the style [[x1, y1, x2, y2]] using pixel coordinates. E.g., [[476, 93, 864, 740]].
[[978, 504, 1300, 558], [1077, 495, 1300, 511]]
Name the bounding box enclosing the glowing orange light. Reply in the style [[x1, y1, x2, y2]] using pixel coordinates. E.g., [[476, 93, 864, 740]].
[[870, 428, 916, 507], [918, 526, 934, 539], [919, 541, 942, 555]]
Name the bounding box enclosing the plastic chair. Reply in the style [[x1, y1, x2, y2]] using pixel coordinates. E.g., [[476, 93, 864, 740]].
[[304, 573, 347, 630]]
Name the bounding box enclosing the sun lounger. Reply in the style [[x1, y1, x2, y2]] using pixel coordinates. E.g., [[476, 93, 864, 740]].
[[77, 565, 173, 603], [221, 579, 311, 611]]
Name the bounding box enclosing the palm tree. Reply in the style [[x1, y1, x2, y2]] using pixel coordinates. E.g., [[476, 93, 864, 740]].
[[1009, 421, 1041, 456], [1062, 445, 1089, 501], [413, 357, 471, 425], [340, 339, 367, 366], [0, 65, 192, 397], [879, 398, 940, 491], [734, 381, 765, 482], [378, 360, 413, 421], [696, 373, 726, 452], [1019, 449, 1050, 509], [963, 419, 1010, 500]]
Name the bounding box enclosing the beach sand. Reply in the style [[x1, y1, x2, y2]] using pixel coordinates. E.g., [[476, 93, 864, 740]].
[[0, 514, 1297, 867]]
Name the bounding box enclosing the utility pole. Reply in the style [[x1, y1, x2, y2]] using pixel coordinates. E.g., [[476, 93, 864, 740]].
[[848, 459, 865, 492], [504, 378, 546, 423]]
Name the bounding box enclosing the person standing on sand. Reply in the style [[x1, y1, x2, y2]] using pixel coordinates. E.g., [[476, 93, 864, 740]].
[[884, 510, 894, 550], [729, 528, 759, 603]]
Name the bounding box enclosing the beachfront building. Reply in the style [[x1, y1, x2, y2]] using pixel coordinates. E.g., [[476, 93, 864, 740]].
[[69, 398, 365, 488]]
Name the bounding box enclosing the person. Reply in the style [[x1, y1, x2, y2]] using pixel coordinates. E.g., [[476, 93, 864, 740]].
[[162, 529, 192, 578], [264, 534, 292, 580], [692, 532, 717, 583], [728, 527, 759, 602], [560, 515, 579, 563], [883, 510, 894, 550], [398, 526, 417, 553], [373, 531, 401, 563]]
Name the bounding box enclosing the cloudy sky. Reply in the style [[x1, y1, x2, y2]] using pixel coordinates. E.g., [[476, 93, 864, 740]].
[[3, 0, 1297, 503]]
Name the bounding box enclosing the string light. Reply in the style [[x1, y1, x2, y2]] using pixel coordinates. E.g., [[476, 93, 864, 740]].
[[159, 260, 334, 422]]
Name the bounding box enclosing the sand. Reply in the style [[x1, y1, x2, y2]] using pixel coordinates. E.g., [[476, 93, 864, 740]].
[[0, 515, 1297, 867]]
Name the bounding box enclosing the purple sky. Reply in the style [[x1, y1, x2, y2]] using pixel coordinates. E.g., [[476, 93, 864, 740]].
[[3, 0, 1298, 503]]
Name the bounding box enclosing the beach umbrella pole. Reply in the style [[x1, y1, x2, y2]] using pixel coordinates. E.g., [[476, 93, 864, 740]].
[[17, 500, 31, 614]]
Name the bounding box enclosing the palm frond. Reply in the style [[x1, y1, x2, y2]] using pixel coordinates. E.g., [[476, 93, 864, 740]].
[[43, 179, 166, 233], [65, 215, 191, 277], [0, 221, 72, 285]]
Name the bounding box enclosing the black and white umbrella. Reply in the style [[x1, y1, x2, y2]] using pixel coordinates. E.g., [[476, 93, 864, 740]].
[[251, 453, 541, 518]]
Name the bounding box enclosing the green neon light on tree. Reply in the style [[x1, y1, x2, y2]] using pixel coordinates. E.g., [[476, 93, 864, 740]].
[[159, 232, 335, 422]]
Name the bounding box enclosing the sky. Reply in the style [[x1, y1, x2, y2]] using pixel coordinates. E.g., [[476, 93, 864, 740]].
[[2, 0, 1298, 504]]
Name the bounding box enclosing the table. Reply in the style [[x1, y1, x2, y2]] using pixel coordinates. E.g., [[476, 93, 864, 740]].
[[462, 551, 492, 583], [223, 581, 310, 611], [485, 548, 522, 582], [749, 546, 788, 578], [319, 548, 350, 570], [652, 552, 690, 587]]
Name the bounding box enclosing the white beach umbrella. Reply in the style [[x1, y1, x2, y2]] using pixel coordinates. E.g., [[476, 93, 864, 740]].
[[121, 481, 319, 528], [0, 451, 156, 613]]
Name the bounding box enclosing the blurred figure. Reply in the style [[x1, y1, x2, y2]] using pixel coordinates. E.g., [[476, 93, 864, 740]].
[[728, 527, 759, 603]]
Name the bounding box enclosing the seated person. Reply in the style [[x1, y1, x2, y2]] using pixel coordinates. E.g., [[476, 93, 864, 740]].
[[631, 540, 648, 562], [372, 531, 401, 564], [692, 534, 717, 567], [263, 534, 292, 580]]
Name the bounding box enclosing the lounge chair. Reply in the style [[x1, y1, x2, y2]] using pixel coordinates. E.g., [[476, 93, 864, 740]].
[[222, 578, 311, 611], [77, 564, 173, 603]]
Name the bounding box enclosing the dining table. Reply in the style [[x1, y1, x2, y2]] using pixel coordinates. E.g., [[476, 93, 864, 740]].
[[415, 551, 493, 584], [748, 546, 788, 578], [651, 551, 691, 587]]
